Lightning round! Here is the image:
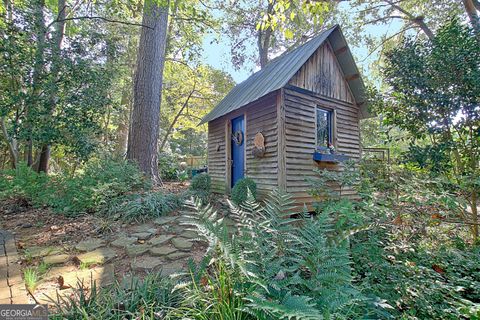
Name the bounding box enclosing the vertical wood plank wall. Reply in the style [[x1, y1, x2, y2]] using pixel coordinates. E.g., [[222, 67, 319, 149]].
[[207, 93, 278, 197], [289, 41, 355, 104]]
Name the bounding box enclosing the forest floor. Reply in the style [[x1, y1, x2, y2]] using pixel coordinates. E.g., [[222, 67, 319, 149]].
[[0, 182, 226, 305]]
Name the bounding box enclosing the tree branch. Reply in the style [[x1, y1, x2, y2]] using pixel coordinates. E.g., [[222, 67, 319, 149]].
[[46, 16, 152, 30]]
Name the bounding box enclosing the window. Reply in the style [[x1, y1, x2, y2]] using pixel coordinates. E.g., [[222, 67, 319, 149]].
[[316, 107, 332, 147]]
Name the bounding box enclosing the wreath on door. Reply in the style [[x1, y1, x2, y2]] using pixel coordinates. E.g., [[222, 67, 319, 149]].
[[232, 130, 243, 145]]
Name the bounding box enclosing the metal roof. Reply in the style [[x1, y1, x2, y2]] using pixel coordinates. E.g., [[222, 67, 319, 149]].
[[200, 25, 369, 124]]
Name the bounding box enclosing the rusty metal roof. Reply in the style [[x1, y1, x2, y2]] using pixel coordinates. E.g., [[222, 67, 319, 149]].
[[200, 25, 368, 124]]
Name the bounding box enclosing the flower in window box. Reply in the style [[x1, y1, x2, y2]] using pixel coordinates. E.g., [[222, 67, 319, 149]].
[[328, 143, 335, 154]]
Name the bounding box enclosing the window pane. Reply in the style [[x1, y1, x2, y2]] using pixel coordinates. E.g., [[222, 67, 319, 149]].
[[316, 108, 331, 147]]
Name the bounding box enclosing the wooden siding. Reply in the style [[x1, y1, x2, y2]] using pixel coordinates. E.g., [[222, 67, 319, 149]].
[[207, 93, 278, 197], [208, 118, 226, 193], [245, 94, 278, 197], [283, 87, 360, 208], [289, 41, 355, 104]]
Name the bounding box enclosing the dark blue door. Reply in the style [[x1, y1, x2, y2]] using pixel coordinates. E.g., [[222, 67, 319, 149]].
[[231, 115, 245, 187]]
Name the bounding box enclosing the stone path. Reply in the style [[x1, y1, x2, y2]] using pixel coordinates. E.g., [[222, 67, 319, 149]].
[[0, 230, 27, 304], [17, 212, 207, 304]]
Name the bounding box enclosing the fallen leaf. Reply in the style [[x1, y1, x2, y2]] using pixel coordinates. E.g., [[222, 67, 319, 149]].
[[58, 276, 71, 290], [432, 264, 445, 274], [393, 215, 402, 225]]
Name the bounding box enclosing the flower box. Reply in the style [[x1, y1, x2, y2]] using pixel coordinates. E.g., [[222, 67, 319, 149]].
[[312, 152, 349, 163]]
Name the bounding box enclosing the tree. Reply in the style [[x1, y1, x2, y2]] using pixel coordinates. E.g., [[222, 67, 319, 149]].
[[127, 0, 170, 184], [220, 0, 338, 70], [159, 62, 234, 155], [379, 19, 480, 241], [0, 1, 114, 171]]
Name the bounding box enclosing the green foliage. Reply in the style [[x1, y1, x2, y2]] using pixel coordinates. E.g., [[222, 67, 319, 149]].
[[184, 189, 362, 319], [379, 18, 480, 240], [23, 268, 38, 293], [308, 160, 359, 200], [402, 143, 453, 174], [158, 152, 180, 181], [349, 162, 480, 318], [0, 159, 148, 216], [231, 177, 257, 205], [190, 173, 211, 193], [102, 191, 184, 223], [48, 274, 183, 319], [0, 162, 52, 206]]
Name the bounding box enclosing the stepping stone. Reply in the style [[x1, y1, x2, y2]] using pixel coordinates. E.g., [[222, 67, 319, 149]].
[[126, 244, 151, 257], [77, 248, 116, 264], [131, 256, 164, 271], [171, 238, 193, 251], [149, 246, 177, 257], [160, 262, 183, 276], [166, 252, 190, 260], [179, 230, 198, 239], [148, 235, 174, 246], [111, 235, 137, 249], [170, 225, 186, 233], [131, 224, 157, 234], [43, 254, 70, 265], [60, 264, 115, 289], [25, 246, 61, 258], [131, 232, 153, 241], [75, 239, 106, 252], [154, 216, 177, 225]]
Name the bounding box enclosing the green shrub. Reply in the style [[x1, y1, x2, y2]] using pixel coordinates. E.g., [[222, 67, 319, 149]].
[[231, 177, 256, 204], [0, 158, 149, 216], [49, 158, 148, 215], [0, 163, 55, 206], [49, 274, 183, 319], [158, 152, 180, 181], [190, 173, 211, 193], [102, 191, 184, 222], [184, 190, 361, 319]]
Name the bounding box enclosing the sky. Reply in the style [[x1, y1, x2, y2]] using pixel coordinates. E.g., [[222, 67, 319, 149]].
[[200, 2, 404, 84]]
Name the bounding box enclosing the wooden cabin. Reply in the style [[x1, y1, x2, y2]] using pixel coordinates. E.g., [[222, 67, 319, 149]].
[[200, 25, 370, 207]]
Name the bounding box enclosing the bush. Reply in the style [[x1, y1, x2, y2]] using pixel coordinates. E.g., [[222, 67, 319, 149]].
[[190, 173, 211, 193], [158, 152, 180, 181], [49, 274, 183, 319], [0, 158, 149, 216], [0, 163, 54, 206], [231, 177, 256, 204], [183, 190, 361, 319], [102, 191, 184, 222]]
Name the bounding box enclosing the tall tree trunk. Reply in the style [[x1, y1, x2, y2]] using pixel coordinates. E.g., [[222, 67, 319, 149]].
[[37, 0, 66, 173], [463, 0, 480, 36], [29, 0, 47, 168], [0, 117, 18, 168], [127, 0, 170, 184], [257, 2, 274, 68]]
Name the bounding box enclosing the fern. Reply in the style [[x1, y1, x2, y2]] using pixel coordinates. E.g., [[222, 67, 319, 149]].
[[184, 189, 364, 319]]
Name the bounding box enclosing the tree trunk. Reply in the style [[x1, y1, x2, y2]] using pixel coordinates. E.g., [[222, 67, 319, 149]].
[[471, 191, 479, 242], [0, 117, 18, 168], [127, 0, 170, 184], [28, 0, 47, 168], [463, 0, 480, 36], [36, 0, 66, 173], [257, 2, 274, 68]]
